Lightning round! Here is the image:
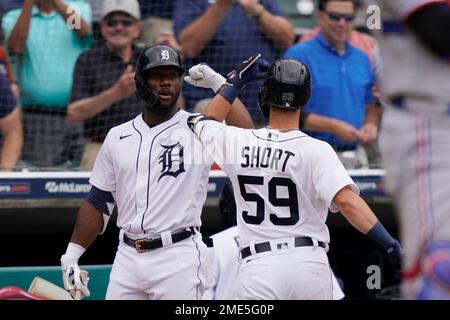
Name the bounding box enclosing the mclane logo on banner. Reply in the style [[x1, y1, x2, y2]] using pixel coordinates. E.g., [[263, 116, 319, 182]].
[[45, 182, 91, 194], [356, 181, 378, 192], [0, 183, 31, 194]]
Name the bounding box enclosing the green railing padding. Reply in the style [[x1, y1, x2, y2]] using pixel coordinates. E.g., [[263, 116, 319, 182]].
[[0, 265, 111, 300]]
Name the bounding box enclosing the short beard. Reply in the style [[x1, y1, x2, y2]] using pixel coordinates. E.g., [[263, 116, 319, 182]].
[[144, 92, 179, 115]]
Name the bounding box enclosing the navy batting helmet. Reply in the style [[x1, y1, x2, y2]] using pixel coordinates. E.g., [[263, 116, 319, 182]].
[[135, 45, 185, 112], [258, 58, 311, 119]]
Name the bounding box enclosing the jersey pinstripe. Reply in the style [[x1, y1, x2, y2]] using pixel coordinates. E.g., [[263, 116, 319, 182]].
[[90, 110, 213, 235]]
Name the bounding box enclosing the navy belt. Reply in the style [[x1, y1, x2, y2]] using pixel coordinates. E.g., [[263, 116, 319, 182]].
[[240, 236, 326, 259], [123, 227, 198, 253]]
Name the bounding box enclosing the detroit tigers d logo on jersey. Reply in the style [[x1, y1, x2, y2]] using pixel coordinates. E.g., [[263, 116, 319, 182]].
[[158, 142, 185, 182]]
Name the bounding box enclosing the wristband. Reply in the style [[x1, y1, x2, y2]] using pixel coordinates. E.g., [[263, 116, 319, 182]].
[[367, 221, 396, 249], [63, 242, 86, 260], [218, 85, 240, 104]]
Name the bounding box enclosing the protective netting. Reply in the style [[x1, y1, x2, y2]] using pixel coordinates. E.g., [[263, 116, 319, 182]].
[[0, 0, 379, 171]]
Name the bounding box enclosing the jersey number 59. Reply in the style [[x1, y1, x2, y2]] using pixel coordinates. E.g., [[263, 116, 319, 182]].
[[237, 175, 299, 226]]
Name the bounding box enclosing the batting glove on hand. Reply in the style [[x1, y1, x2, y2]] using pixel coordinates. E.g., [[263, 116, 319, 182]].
[[184, 63, 226, 93], [219, 54, 269, 104], [225, 53, 269, 90], [386, 240, 403, 279], [61, 255, 90, 299]]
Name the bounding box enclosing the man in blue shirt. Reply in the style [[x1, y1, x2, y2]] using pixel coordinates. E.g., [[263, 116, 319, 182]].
[[284, 0, 380, 160], [173, 0, 294, 124]]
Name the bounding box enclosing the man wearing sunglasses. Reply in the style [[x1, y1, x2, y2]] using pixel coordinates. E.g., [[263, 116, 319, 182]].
[[284, 0, 380, 169], [67, 0, 144, 170]]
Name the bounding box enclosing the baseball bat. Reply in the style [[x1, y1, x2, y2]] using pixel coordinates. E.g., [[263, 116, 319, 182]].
[[74, 270, 89, 300], [28, 277, 74, 300]]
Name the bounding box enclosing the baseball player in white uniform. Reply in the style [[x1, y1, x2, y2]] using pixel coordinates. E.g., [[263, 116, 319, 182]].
[[205, 226, 346, 300], [366, 0, 450, 299], [186, 55, 402, 299], [59, 45, 253, 300], [203, 182, 345, 300]]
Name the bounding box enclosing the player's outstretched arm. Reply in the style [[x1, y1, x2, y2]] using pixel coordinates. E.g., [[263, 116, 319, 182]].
[[333, 186, 402, 276], [207, 54, 269, 122], [225, 98, 254, 129], [333, 186, 378, 233], [184, 63, 253, 127]]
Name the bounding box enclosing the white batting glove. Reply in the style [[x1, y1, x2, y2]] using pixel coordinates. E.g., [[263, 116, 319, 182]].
[[184, 63, 226, 93], [61, 259, 90, 299], [61, 248, 90, 299]]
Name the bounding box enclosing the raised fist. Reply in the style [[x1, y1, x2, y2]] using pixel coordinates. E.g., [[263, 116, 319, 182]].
[[184, 63, 226, 93]]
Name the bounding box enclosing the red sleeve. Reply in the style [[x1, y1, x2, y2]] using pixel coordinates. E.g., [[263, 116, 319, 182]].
[[0, 47, 14, 83]]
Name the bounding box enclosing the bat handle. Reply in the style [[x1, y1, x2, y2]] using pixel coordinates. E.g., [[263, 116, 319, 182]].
[[74, 289, 82, 300]]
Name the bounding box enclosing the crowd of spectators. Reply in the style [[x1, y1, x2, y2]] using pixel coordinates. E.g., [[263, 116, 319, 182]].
[[0, 0, 384, 171], [2, 0, 91, 168], [285, 0, 380, 168], [67, 0, 143, 170]]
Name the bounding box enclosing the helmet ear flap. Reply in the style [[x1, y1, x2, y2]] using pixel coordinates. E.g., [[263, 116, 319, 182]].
[[135, 74, 159, 108]]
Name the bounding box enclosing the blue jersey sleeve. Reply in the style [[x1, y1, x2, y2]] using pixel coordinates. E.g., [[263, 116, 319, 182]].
[[262, 0, 287, 17]]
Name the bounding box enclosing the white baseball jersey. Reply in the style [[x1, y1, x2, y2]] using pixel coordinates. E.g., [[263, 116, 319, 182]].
[[204, 226, 345, 300], [366, 0, 450, 113], [91, 110, 213, 234], [190, 118, 359, 247]]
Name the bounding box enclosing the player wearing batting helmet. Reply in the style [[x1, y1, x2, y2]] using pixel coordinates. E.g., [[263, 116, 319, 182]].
[[204, 181, 346, 300], [187, 55, 402, 299], [60, 45, 254, 300], [134, 45, 185, 115]]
